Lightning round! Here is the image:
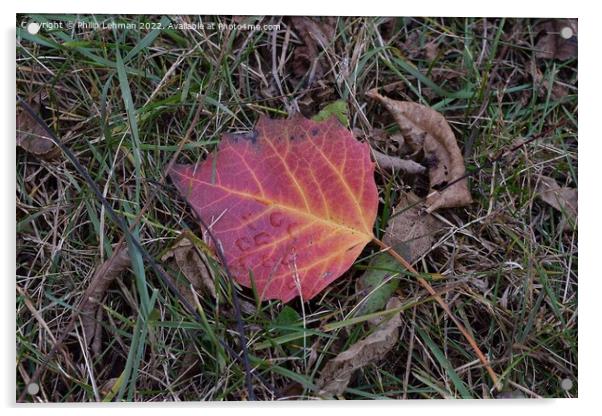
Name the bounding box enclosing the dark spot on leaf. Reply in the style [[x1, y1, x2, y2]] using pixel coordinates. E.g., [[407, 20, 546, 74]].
[[412, 173, 430, 198], [286, 223, 298, 236], [260, 255, 276, 269], [231, 257, 251, 276], [311, 127, 319, 136], [253, 232, 271, 246], [423, 153, 439, 169], [270, 212, 285, 227], [346, 243, 361, 252], [432, 181, 448, 191], [235, 237, 253, 251]]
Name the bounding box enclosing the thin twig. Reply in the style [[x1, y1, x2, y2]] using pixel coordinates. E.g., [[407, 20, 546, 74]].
[[372, 148, 426, 174], [372, 237, 501, 391]]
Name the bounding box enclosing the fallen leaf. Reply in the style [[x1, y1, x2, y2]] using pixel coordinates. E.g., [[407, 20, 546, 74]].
[[289, 17, 336, 85], [316, 101, 422, 174], [535, 19, 577, 61], [536, 175, 577, 229], [317, 297, 402, 396], [383, 192, 444, 261], [424, 41, 439, 61], [382, 80, 406, 95], [161, 236, 217, 303], [16, 100, 59, 159], [367, 89, 472, 212], [400, 31, 421, 60], [81, 247, 131, 349], [169, 114, 378, 302], [356, 192, 442, 315]]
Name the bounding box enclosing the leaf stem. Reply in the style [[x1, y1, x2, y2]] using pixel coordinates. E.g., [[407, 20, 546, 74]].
[[372, 237, 501, 391]]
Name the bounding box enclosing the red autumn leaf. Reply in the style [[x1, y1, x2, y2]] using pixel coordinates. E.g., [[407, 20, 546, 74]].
[[169, 114, 378, 302]]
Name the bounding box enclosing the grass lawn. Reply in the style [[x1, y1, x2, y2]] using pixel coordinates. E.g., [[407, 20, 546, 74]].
[[16, 15, 577, 401]]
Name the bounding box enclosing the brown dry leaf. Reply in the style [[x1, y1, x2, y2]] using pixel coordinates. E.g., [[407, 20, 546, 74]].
[[424, 41, 439, 61], [384, 192, 444, 262], [289, 17, 336, 84], [316, 297, 402, 396], [400, 31, 421, 60], [16, 100, 59, 160], [161, 237, 216, 304], [535, 19, 577, 61], [549, 82, 568, 100], [367, 89, 472, 212], [353, 192, 443, 316], [536, 175, 577, 229], [81, 247, 131, 350]]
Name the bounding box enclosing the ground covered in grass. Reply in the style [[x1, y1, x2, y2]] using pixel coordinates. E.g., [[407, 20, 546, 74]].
[[16, 15, 577, 401]]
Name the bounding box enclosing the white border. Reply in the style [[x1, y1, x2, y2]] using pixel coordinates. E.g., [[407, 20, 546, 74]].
[[3, 1, 598, 415]]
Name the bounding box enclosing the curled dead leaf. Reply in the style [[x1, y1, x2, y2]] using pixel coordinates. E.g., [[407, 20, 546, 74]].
[[81, 248, 131, 351], [317, 297, 402, 396], [16, 100, 59, 160], [367, 89, 472, 212], [289, 17, 336, 85], [536, 175, 577, 230], [161, 237, 217, 304]]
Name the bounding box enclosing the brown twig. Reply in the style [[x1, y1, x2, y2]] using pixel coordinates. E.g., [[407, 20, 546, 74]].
[[372, 148, 426, 174], [372, 237, 501, 391]]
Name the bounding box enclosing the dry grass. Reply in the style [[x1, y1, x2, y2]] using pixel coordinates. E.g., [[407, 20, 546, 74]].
[[16, 15, 577, 401]]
